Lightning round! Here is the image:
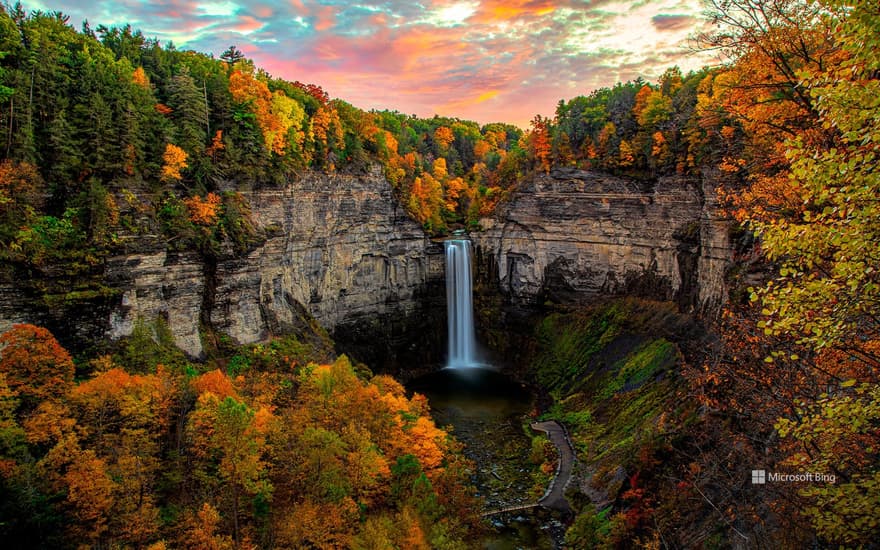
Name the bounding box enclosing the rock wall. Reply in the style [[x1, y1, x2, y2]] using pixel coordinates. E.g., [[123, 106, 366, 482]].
[[206, 170, 446, 367], [0, 166, 731, 369], [472, 168, 731, 312], [1, 168, 445, 366]]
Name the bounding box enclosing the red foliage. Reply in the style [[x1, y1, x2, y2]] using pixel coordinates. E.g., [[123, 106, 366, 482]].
[[292, 81, 329, 105]]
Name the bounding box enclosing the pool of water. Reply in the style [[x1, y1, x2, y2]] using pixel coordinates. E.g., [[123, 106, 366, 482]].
[[407, 367, 562, 549]]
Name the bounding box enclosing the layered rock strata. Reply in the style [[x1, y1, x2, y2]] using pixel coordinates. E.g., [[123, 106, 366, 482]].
[[472, 168, 731, 312], [2, 168, 444, 364]]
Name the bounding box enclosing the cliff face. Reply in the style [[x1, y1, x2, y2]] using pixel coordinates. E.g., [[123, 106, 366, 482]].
[[0, 167, 731, 370], [472, 168, 731, 313], [1, 168, 445, 367], [206, 171, 446, 366]]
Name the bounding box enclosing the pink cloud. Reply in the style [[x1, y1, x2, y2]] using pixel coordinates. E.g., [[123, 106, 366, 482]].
[[252, 5, 274, 18], [233, 15, 264, 33]]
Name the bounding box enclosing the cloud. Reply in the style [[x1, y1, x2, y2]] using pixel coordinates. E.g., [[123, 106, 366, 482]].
[[651, 13, 696, 32], [26, 0, 715, 127]]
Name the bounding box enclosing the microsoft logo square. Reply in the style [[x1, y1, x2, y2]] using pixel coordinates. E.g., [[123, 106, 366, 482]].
[[752, 470, 766, 484]]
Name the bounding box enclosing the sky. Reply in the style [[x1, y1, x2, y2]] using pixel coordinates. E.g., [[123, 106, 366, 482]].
[[22, 0, 719, 128]]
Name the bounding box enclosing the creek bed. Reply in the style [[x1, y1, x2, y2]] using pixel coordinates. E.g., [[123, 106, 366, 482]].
[[408, 367, 564, 549]]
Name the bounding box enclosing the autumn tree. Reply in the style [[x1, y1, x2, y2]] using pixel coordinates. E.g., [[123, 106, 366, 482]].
[[187, 393, 271, 545], [433, 126, 454, 150], [184, 192, 221, 225], [161, 143, 188, 182], [0, 324, 74, 411], [686, 1, 880, 545], [527, 115, 552, 173]]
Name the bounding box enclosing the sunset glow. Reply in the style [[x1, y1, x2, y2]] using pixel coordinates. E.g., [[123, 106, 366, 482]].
[[23, 0, 717, 127]]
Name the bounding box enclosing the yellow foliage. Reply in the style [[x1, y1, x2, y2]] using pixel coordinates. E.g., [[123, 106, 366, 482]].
[[160, 144, 188, 182], [433, 126, 454, 149], [132, 67, 150, 88]]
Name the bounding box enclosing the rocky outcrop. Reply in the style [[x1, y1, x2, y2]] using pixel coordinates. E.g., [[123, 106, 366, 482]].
[[206, 170, 446, 367], [1, 167, 445, 366], [1, 166, 731, 369], [472, 168, 731, 313]]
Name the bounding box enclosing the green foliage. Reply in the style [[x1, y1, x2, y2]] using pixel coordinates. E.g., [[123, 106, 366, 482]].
[[532, 303, 626, 396], [218, 191, 258, 253], [775, 383, 880, 545], [565, 506, 612, 548], [597, 339, 677, 399], [9, 209, 90, 267], [115, 317, 190, 373], [751, 0, 880, 354], [233, 332, 332, 373]]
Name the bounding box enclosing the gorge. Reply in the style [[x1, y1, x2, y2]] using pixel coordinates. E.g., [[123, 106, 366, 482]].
[[0, 164, 732, 547], [0, 166, 731, 370], [2, 3, 877, 546]]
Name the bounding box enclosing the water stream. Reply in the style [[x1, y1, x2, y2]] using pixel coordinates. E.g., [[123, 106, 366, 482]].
[[408, 368, 560, 548], [406, 237, 563, 548]]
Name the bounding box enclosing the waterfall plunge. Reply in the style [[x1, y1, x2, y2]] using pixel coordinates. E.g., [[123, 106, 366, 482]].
[[445, 239, 478, 368]]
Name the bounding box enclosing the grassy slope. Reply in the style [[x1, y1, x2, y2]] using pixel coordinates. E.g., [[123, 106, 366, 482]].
[[526, 299, 706, 547]]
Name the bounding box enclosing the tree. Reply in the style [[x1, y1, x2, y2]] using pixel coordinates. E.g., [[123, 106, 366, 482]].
[[433, 126, 454, 150], [0, 324, 74, 410], [168, 66, 207, 158], [160, 143, 188, 182], [527, 115, 551, 173], [220, 45, 244, 67], [183, 192, 221, 225], [188, 394, 271, 545]]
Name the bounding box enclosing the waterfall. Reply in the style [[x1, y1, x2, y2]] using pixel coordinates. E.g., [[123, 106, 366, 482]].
[[445, 239, 477, 368]]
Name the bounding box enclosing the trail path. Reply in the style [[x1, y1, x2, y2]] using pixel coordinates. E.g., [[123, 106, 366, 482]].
[[482, 420, 575, 517]]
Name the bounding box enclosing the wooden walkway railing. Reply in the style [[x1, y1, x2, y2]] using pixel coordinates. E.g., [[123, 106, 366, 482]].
[[480, 420, 576, 518], [481, 502, 542, 517]]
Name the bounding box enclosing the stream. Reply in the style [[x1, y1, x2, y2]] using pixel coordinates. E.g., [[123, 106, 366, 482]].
[[407, 367, 567, 549]]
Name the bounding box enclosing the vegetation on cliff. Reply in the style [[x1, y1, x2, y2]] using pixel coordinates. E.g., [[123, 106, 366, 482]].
[[519, 2, 880, 546], [0, 1, 525, 289]]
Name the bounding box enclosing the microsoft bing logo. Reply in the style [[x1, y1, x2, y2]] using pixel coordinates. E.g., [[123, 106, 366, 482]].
[[751, 470, 766, 484]]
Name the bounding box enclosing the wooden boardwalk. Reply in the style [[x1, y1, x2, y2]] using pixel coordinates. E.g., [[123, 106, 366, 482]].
[[481, 420, 575, 517]]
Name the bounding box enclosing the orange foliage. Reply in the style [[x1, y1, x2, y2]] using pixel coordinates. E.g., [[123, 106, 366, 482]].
[[229, 70, 303, 156], [433, 126, 454, 149], [161, 143, 188, 182], [62, 449, 116, 542], [23, 399, 75, 444], [191, 369, 237, 399], [311, 105, 344, 150], [206, 130, 224, 159], [406, 416, 445, 472], [70, 366, 175, 432], [473, 140, 491, 159], [650, 131, 670, 165], [619, 139, 635, 167], [399, 507, 430, 549], [0, 324, 74, 406], [276, 498, 358, 548], [0, 159, 42, 211], [154, 103, 173, 116], [180, 503, 234, 550], [183, 192, 222, 225], [528, 115, 552, 173], [632, 85, 653, 119], [132, 67, 150, 88]]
